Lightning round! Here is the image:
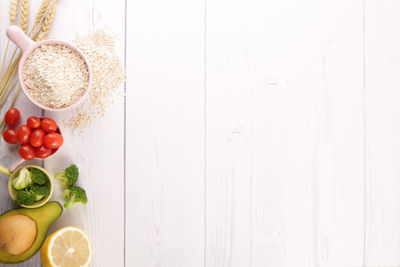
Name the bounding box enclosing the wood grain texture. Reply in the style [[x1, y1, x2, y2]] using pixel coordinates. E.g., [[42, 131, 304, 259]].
[[1, 0, 126, 266], [205, 0, 365, 266], [365, 0, 400, 265], [309, 1, 365, 266], [44, 1, 126, 267], [1, 0, 400, 266], [125, 0, 205, 265], [0, 1, 46, 265]]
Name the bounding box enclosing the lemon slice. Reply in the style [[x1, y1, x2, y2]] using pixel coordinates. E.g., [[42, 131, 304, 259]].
[[40, 227, 92, 267]]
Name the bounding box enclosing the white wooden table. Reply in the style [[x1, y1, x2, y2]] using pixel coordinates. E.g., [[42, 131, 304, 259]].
[[0, 0, 399, 266]]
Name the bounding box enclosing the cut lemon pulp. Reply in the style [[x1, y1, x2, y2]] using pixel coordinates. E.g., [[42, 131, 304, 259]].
[[40, 227, 92, 267]]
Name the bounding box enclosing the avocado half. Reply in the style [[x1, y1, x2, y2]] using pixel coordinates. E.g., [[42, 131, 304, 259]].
[[0, 201, 63, 264]]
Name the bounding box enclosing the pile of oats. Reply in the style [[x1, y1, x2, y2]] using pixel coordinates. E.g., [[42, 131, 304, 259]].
[[65, 29, 124, 131], [22, 44, 89, 109]]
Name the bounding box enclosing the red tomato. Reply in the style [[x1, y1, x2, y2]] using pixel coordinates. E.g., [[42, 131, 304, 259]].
[[4, 108, 20, 127], [41, 118, 58, 132], [19, 144, 35, 160], [27, 116, 41, 129], [35, 145, 52, 159], [44, 132, 63, 149], [30, 128, 45, 148], [17, 125, 32, 144], [3, 129, 18, 144]]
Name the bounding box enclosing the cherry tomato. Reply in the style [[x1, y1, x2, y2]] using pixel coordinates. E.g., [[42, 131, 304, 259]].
[[3, 129, 18, 144], [17, 125, 32, 144], [30, 128, 45, 148], [44, 132, 63, 149], [19, 144, 35, 160], [4, 108, 20, 127], [27, 116, 41, 129], [41, 118, 58, 132], [35, 145, 52, 159]]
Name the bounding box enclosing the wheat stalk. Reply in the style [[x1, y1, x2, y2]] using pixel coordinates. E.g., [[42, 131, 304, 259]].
[[38, 0, 56, 41], [20, 0, 29, 32], [1, 0, 58, 131], [0, 86, 20, 133], [0, 45, 10, 77], [0, 0, 19, 76], [3, 0, 49, 77], [0, 79, 18, 109], [5, 0, 29, 67], [0, 85, 20, 132], [0, 55, 20, 96]]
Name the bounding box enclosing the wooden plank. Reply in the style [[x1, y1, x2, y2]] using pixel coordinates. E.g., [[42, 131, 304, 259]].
[[365, 0, 400, 265], [309, 1, 365, 266], [43, 0, 126, 267], [0, 1, 46, 265], [205, 0, 365, 266], [125, 0, 205, 265]]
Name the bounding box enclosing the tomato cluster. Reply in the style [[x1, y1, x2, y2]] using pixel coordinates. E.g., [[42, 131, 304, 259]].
[[2, 108, 64, 160]]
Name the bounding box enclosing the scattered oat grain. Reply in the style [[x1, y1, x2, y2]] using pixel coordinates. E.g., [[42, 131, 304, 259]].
[[65, 29, 124, 131]]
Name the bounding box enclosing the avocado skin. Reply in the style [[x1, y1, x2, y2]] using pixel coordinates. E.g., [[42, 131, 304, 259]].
[[0, 201, 63, 264]]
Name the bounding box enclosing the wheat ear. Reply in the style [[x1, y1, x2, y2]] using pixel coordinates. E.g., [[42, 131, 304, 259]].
[[20, 0, 29, 32], [1, 0, 19, 76], [6, 0, 50, 72], [37, 0, 56, 41], [33, 0, 49, 29], [9, 0, 19, 24], [0, 0, 58, 130]]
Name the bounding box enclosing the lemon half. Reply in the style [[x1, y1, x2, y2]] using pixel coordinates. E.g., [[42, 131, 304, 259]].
[[40, 227, 92, 267]]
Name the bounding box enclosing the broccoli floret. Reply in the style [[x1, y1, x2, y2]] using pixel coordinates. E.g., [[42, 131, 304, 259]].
[[14, 190, 36, 205], [30, 184, 50, 201], [30, 168, 47, 185], [12, 167, 33, 190], [62, 186, 87, 210], [55, 164, 79, 186]]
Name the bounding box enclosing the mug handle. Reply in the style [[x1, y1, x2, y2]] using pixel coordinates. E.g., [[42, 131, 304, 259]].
[[6, 25, 36, 53], [9, 158, 25, 173], [0, 164, 11, 176]]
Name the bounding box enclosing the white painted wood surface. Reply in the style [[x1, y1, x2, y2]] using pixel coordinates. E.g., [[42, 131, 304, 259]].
[[0, 0, 399, 266], [125, 0, 205, 266], [206, 0, 365, 266], [365, 0, 400, 265]]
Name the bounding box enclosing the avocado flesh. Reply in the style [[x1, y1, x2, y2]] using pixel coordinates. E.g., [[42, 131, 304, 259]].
[[0, 201, 63, 264]]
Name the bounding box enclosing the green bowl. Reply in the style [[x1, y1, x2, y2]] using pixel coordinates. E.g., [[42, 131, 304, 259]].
[[8, 165, 54, 208]]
